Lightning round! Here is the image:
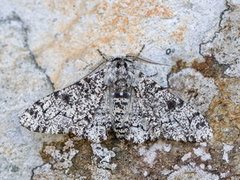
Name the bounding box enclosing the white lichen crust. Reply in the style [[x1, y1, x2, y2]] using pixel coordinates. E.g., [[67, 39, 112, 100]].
[[20, 56, 213, 143]]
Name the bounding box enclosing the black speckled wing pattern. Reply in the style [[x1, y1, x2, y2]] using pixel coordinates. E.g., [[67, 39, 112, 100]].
[[20, 69, 111, 142], [126, 72, 213, 143]]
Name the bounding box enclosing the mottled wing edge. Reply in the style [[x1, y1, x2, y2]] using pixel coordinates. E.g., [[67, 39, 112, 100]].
[[159, 89, 213, 142], [129, 72, 213, 143], [19, 69, 111, 142]]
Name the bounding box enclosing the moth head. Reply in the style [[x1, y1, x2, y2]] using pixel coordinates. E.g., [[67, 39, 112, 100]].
[[97, 45, 168, 68], [111, 57, 133, 68], [97, 45, 144, 65]]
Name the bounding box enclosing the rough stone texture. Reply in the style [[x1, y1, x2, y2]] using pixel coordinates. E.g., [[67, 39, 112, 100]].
[[0, 13, 64, 180], [169, 68, 219, 114], [201, 0, 240, 78], [0, 0, 239, 179]]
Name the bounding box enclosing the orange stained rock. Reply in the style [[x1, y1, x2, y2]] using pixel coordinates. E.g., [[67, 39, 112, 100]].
[[207, 78, 240, 143], [168, 26, 186, 42], [36, 0, 175, 89]]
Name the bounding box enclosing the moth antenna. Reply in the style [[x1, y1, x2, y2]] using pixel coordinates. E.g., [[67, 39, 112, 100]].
[[85, 49, 109, 74], [134, 56, 170, 66], [127, 45, 168, 66], [137, 44, 145, 56], [89, 61, 106, 74], [126, 45, 145, 61], [97, 49, 109, 62], [127, 55, 169, 66]]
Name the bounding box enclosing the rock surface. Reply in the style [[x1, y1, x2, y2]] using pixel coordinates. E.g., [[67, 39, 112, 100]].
[[0, 0, 239, 179]]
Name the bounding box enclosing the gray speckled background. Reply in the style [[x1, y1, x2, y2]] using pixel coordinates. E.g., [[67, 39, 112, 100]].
[[0, 0, 239, 179]]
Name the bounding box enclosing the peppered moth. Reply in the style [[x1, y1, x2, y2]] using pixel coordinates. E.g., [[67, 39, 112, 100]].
[[20, 52, 213, 143]]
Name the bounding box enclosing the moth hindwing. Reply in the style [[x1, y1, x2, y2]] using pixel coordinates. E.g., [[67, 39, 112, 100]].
[[20, 56, 213, 143]]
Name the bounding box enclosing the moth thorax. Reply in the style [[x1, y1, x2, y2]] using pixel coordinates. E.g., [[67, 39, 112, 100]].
[[114, 79, 129, 87]]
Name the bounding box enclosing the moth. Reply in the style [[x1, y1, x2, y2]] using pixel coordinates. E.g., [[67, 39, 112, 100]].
[[20, 47, 213, 143]]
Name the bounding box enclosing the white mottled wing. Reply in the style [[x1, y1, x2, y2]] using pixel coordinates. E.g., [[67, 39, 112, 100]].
[[126, 72, 213, 143], [20, 70, 111, 142]]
